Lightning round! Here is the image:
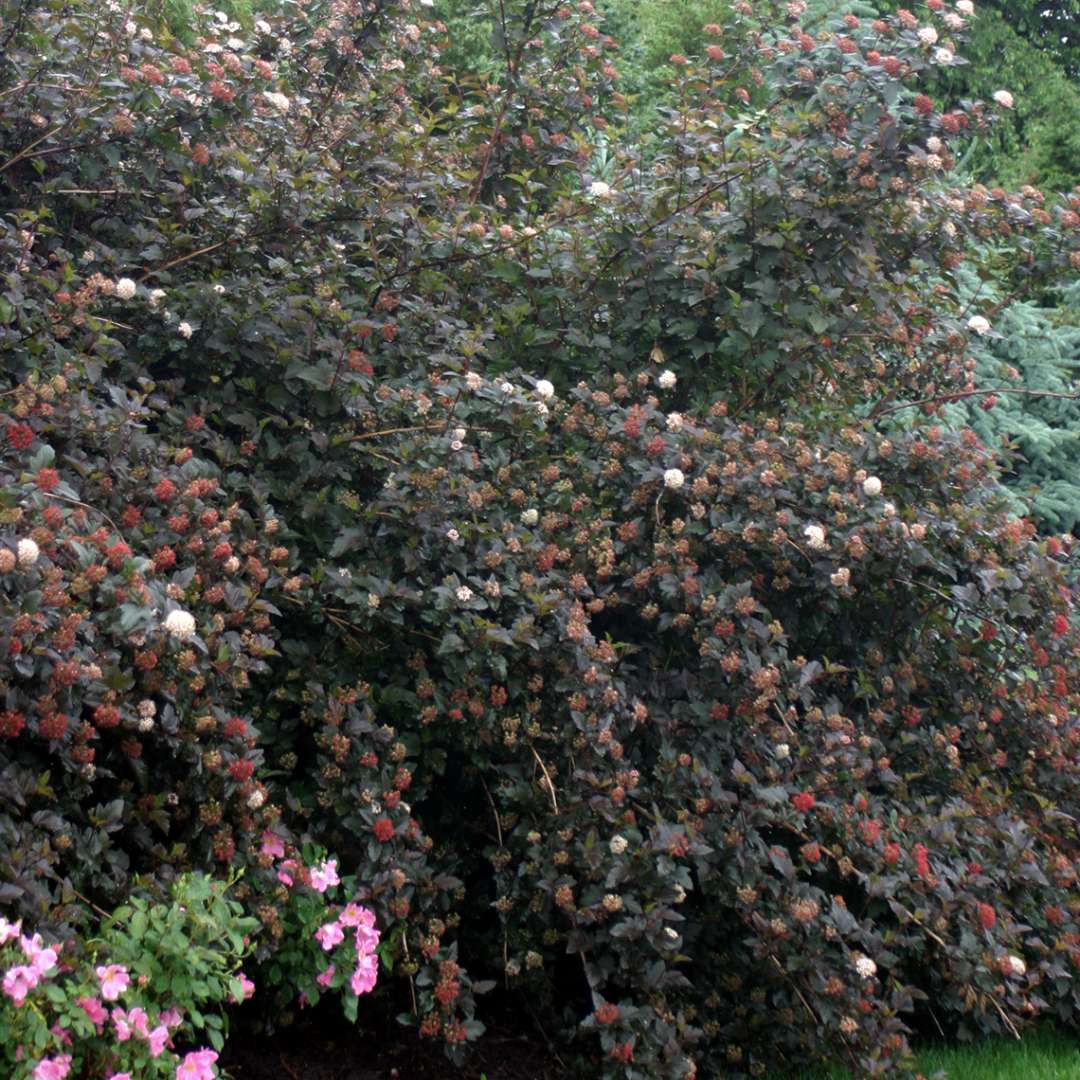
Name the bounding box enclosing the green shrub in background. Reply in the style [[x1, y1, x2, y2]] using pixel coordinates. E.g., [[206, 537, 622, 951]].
[[941, 276, 1080, 533], [873, 0, 1080, 191], [2, 0, 1080, 1077]]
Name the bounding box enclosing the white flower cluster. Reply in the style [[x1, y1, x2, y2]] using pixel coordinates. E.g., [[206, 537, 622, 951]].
[[862, 476, 882, 497], [967, 314, 991, 335], [17, 538, 40, 567], [803, 524, 827, 550], [163, 609, 196, 640], [114, 277, 136, 300], [264, 91, 291, 113], [853, 955, 877, 980], [609, 835, 628, 855], [663, 468, 685, 490], [535, 379, 554, 400], [993, 90, 1014, 109], [658, 369, 677, 389]]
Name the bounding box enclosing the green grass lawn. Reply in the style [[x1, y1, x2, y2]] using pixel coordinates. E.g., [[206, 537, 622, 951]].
[[783, 1028, 1080, 1079], [912, 1029, 1080, 1080]]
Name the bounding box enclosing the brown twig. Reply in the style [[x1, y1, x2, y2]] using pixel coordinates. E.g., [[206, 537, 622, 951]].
[[138, 240, 233, 283], [480, 776, 510, 978], [44, 491, 121, 536], [873, 386, 1080, 419], [0, 124, 66, 173], [530, 746, 559, 815], [347, 423, 448, 442], [770, 954, 818, 1024], [55, 879, 111, 922], [400, 932, 419, 1017], [890, 901, 946, 947], [278, 1051, 302, 1080], [983, 991, 1022, 1040]]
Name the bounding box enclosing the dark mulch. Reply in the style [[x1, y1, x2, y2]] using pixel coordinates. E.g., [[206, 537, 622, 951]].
[[221, 1006, 572, 1080]]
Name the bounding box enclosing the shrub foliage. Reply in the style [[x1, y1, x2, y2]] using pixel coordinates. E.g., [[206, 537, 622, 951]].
[[3, 0, 1080, 1076]]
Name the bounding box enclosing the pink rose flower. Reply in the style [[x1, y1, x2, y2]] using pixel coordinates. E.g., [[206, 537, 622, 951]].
[[147, 1024, 170, 1057], [3, 964, 39, 1006], [31, 1055, 71, 1080], [315, 921, 345, 951], [231, 973, 255, 1002], [96, 964, 130, 1001], [77, 996, 108, 1027], [260, 831, 285, 859], [309, 858, 339, 893], [127, 1006, 150, 1038], [20, 935, 57, 977], [350, 952, 378, 996], [355, 916, 380, 949], [112, 1009, 134, 1042], [175, 1049, 218, 1080], [338, 902, 365, 927], [159, 1007, 184, 1029]]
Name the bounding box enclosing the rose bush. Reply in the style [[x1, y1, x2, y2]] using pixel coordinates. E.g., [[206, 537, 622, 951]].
[[0, 873, 251, 1079], [3, 0, 1080, 1075]]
